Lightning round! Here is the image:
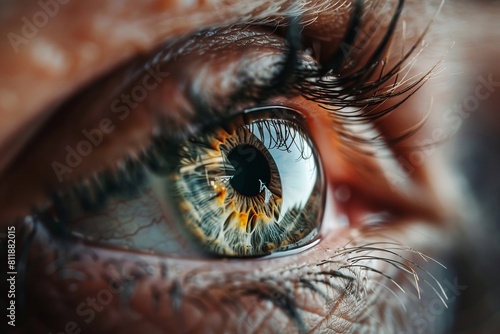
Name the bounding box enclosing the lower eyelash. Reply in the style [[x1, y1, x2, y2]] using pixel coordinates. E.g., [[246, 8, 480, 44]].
[[175, 239, 449, 331]]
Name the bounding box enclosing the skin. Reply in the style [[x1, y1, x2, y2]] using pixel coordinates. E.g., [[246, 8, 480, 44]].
[[1, 0, 499, 333]]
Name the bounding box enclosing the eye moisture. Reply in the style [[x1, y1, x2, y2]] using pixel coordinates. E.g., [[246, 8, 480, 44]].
[[171, 107, 325, 257]]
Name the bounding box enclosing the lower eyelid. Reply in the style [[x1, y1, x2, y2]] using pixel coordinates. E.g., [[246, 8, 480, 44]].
[[18, 200, 452, 333], [18, 210, 352, 317]]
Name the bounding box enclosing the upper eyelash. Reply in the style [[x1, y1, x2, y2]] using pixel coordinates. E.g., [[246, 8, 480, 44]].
[[244, 116, 313, 160], [255, 0, 444, 152]]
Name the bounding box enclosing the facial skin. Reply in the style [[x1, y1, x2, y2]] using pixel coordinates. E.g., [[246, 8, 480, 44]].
[[1, 0, 500, 333]]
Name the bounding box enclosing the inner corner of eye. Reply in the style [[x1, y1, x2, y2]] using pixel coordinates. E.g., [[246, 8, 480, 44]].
[[39, 107, 326, 259]]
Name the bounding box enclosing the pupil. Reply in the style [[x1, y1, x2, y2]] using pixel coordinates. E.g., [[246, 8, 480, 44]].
[[227, 144, 271, 197]]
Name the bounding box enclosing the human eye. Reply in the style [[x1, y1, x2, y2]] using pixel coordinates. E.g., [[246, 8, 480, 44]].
[[1, 0, 484, 333], [44, 105, 325, 258]]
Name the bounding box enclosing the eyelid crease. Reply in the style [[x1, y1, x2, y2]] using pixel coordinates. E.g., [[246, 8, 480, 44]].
[[0, 0, 352, 177]]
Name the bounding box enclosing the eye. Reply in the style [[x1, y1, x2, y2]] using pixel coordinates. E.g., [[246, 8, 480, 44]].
[[160, 107, 324, 256], [43, 107, 325, 257]]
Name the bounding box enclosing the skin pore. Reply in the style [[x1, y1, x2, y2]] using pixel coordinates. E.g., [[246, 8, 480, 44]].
[[1, 0, 500, 333]]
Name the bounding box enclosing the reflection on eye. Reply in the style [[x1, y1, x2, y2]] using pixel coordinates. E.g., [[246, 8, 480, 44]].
[[40, 107, 324, 258], [171, 107, 324, 257]]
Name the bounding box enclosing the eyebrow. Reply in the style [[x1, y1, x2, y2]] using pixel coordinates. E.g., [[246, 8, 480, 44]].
[[0, 0, 347, 175]]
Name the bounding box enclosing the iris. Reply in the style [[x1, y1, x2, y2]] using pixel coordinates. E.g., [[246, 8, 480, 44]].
[[172, 107, 325, 257]]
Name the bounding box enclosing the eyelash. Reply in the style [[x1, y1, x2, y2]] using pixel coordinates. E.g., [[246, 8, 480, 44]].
[[293, 0, 438, 149]]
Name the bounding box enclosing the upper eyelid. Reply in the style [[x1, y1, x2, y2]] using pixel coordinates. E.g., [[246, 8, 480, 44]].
[[1, 3, 369, 196], [0, 0, 352, 172]]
